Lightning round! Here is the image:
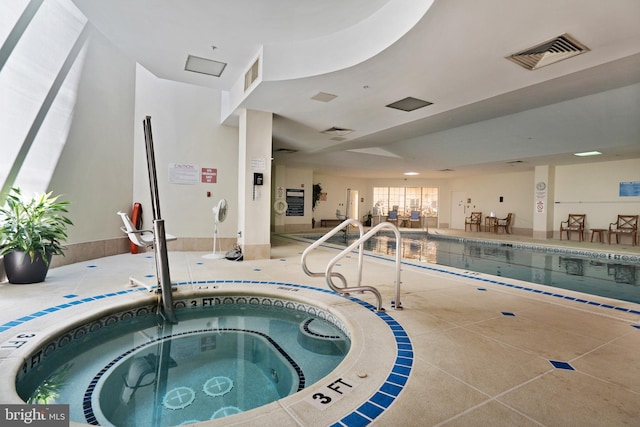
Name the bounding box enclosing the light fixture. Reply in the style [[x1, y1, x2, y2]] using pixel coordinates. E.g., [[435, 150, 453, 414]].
[[404, 172, 419, 176], [574, 151, 602, 157], [185, 55, 226, 77]]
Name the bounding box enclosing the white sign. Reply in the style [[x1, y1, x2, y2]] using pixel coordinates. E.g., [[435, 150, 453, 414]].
[[251, 157, 266, 171], [169, 163, 199, 184]]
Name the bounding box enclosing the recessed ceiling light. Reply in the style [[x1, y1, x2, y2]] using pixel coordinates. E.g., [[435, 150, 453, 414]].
[[404, 172, 419, 176], [185, 55, 226, 77], [574, 151, 602, 157], [386, 97, 432, 112]]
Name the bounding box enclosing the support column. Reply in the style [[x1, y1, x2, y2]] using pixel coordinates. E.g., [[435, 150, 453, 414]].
[[237, 109, 272, 260], [532, 165, 555, 239]]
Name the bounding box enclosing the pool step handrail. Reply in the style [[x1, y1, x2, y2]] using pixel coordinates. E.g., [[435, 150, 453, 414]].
[[301, 219, 402, 311], [325, 222, 402, 311], [301, 218, 365, 287]]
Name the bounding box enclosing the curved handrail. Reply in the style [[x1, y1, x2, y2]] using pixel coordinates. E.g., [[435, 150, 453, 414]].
[[325, 222, 402, 311], [301, 218, 364, 288]]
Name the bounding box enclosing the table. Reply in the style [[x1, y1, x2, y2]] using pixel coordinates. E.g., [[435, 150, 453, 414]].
[[484, 216, 497, 232], [590, 228, 607, 243]]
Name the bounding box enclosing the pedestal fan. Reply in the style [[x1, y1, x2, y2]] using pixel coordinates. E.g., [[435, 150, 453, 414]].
[[202, 199, 228, 259]]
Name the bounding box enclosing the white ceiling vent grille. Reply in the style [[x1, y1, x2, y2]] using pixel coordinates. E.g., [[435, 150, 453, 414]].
[[244, 58, 260, 91], [507, 33, 589, 70]]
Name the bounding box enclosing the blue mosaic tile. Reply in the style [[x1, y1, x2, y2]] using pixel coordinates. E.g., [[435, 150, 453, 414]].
[[387, 373, 408, 386], [380, 382, 402, 397], [477, 287, 487, 291], [392, 365, 411, 376], [87, 265, 97, 268], [357, 401, 384, 419], [369, 392, 394, 408], [395, 355, 413, 367], [550, 360, 574, 370], [632, 325, 640, 330], [63, 294, 78, 299], [501, 312, 515, 316]]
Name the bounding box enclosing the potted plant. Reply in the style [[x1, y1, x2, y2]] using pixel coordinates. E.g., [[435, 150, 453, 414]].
[[0, 188, 73, 284], [312, 183, 322, 228]]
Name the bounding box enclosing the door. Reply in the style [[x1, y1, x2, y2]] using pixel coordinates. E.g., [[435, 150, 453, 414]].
[[450, 191, 466, 229], [346, 188, 359, 220]]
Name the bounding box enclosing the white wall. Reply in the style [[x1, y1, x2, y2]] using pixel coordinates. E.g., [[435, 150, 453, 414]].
[[448, 171, 535, 232], [313, 174, 369, 222], [554, 158, 640, 232], [48, 26, 137, 244], [134, 65, 239, 240]]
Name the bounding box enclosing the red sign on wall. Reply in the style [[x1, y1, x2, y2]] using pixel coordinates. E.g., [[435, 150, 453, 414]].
[[201, 168, 217, 183]]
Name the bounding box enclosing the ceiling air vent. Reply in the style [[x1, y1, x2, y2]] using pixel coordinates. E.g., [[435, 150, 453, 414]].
[[244, 58, 260, 91], [386, 97, 432, 112], [311, 92, 338, 102], [507, 33, 589, 70], [322, 127, 353, 137]]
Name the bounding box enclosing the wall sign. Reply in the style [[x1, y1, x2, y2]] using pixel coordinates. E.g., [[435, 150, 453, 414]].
[[201, 168, 217, 183], [619, 181, 640, 197], [286, 189, 304, 216], [168, 163, 199, 184]]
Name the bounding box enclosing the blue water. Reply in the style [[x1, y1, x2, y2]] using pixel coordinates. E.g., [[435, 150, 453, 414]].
[[311, 232, 640, 304], [16, 299, 350, 427]]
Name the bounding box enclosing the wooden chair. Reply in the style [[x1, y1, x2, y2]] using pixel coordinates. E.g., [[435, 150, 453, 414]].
[[465, 212, 482, 231], [409, 210, 422, 228], [495, 213, 513, 234], [608, 215, 638, 246], [559, 214, 586, 241]]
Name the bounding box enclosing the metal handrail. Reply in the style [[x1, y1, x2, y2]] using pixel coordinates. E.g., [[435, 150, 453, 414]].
[[143, 116, 176, 324], [301, 219, 402, 312], [301, 218, 364, 287]]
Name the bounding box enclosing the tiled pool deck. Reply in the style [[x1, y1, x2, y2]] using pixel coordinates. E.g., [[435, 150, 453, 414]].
[[1, 230, 639, 426]]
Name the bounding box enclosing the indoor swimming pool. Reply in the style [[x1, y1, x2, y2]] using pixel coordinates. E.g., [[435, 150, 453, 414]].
[[296, 232, 640, 304], [15, 296, 351, 427]]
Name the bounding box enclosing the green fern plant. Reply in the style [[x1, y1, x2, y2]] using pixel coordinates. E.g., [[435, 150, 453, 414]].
[[0, 187, 73, 264]]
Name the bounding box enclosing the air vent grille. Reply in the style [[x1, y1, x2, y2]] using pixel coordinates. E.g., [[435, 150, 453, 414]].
[[322, 127, 353, 137], [507, 33, 589, 70], [244, 58, 260, 91]]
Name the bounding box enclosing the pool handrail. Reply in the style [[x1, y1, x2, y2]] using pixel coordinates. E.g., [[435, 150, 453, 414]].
[[325, 222, 402, 311], [301, 218, 365, 288], [301, 219, 402, 311]]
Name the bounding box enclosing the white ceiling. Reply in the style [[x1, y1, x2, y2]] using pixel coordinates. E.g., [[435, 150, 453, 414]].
[[72, 0, 640, 179]]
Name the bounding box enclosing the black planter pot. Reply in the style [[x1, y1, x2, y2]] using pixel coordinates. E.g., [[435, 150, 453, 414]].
[[3, 250, 52, 284]]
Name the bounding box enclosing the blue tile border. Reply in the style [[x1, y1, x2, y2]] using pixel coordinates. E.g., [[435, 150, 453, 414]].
[[361, 254, 640, 316], [284, 233, 640, 314], [1, 280, 413, 426]]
